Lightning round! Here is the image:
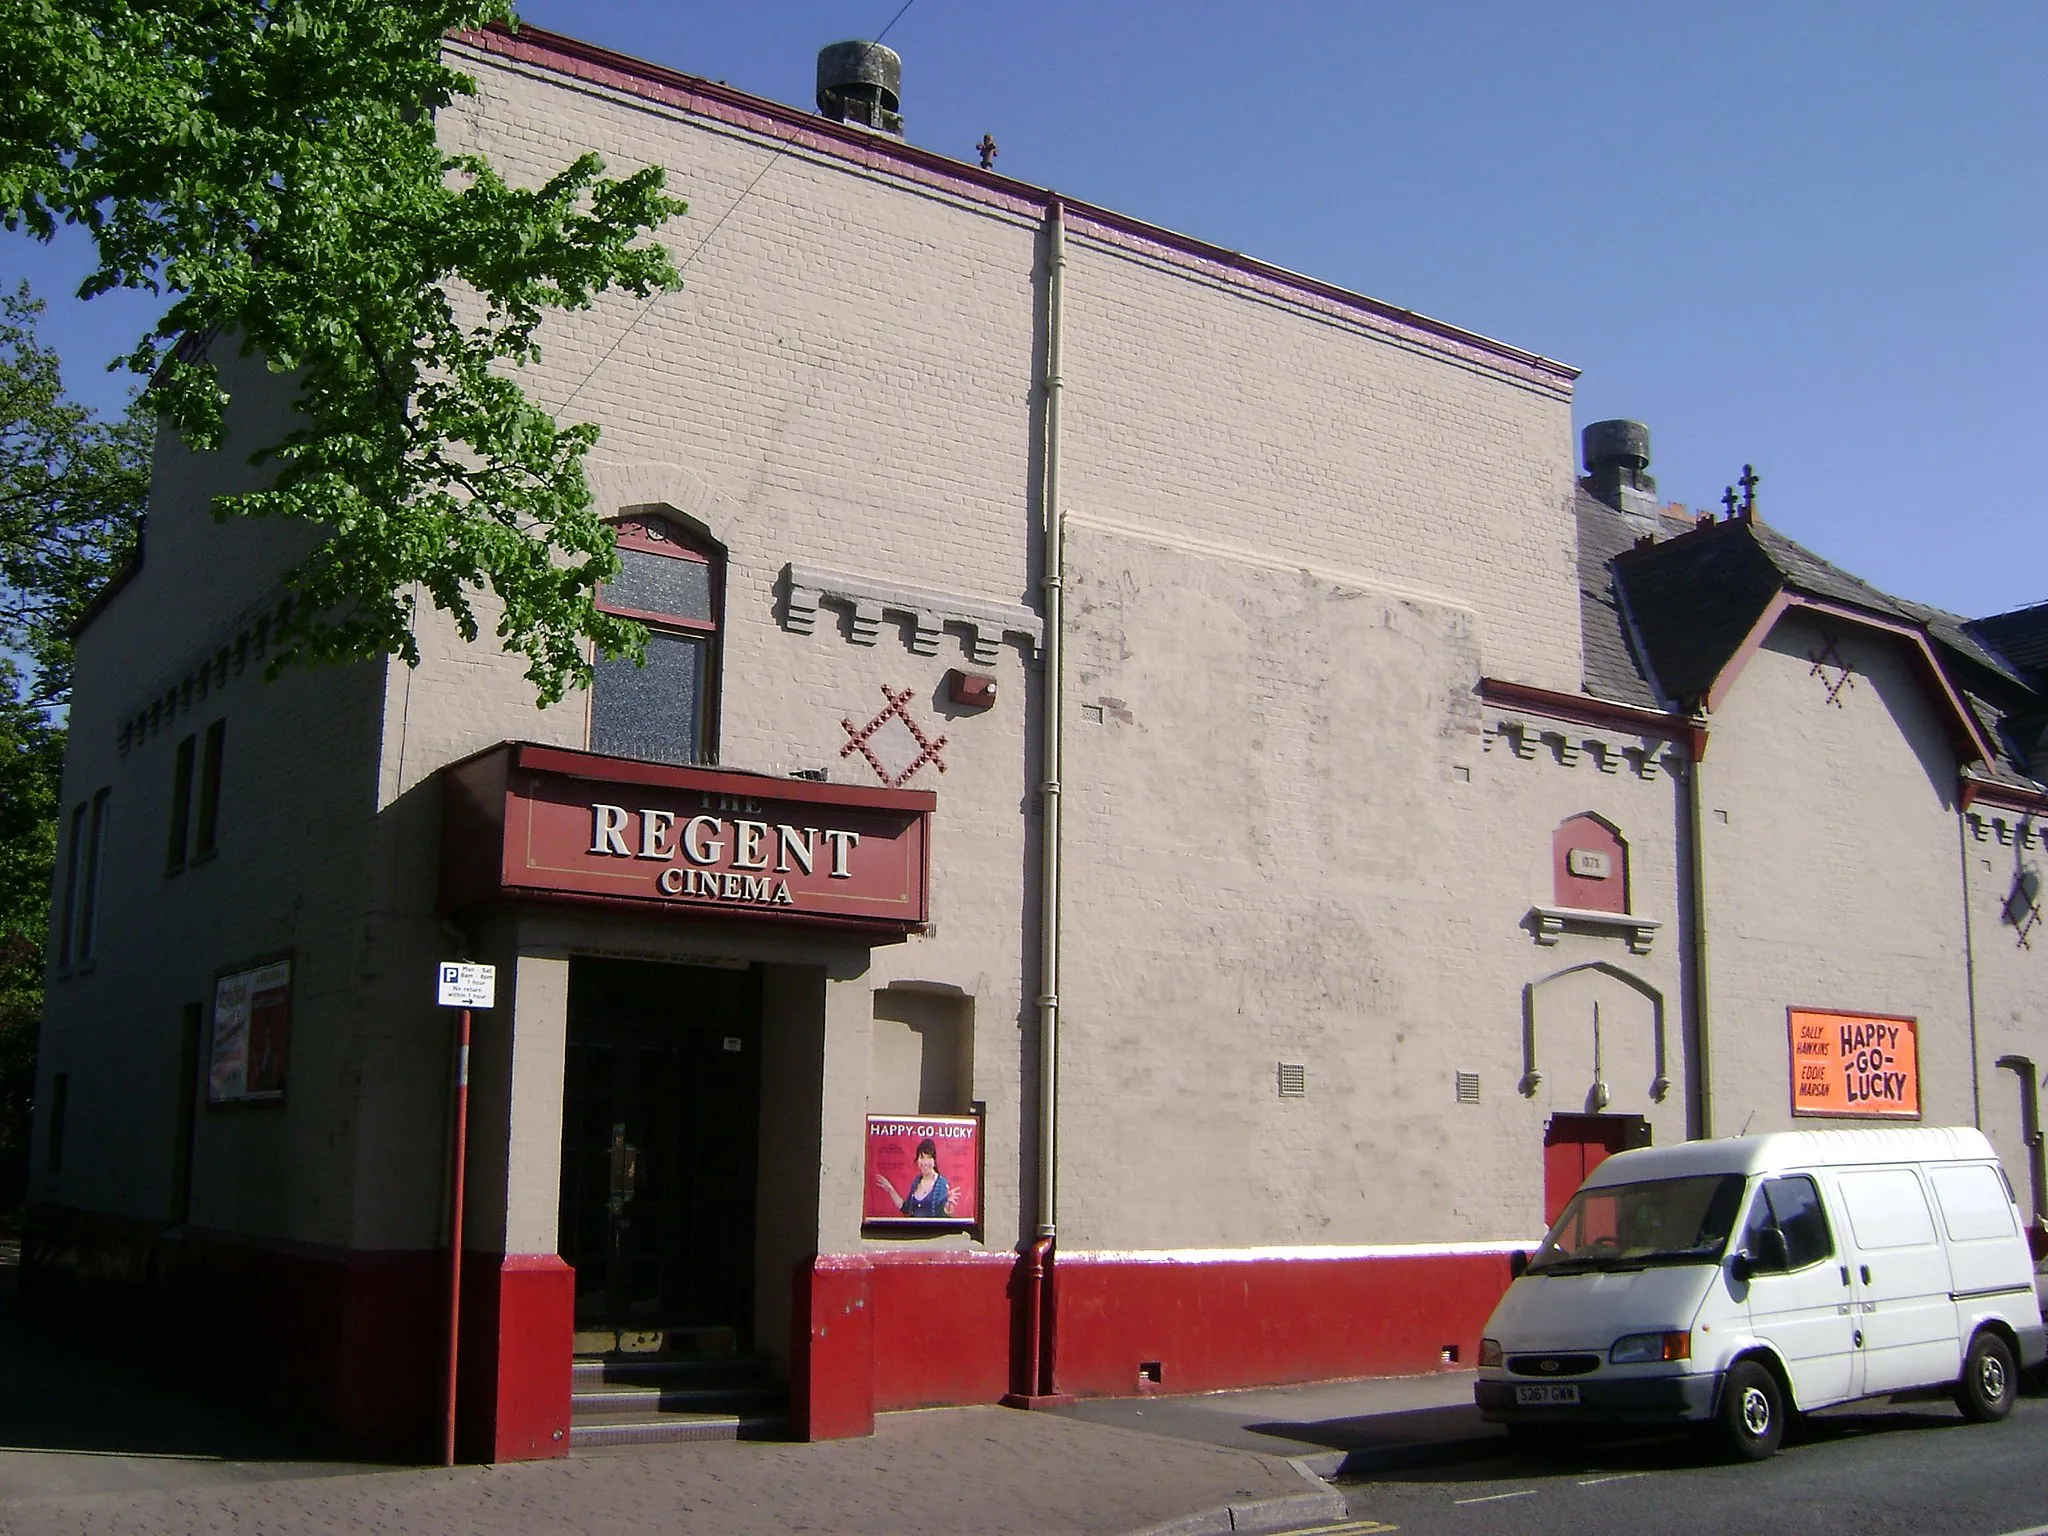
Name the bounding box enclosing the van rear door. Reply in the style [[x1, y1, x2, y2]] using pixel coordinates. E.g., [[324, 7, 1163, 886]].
[[1832, 1166, 1962, 1394], [1928, 1162, 2035, 1317]]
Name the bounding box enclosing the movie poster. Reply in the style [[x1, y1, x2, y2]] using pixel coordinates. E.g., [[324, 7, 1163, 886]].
[[864, 1114, 979, 1226], [210, 959, 292, 1103], [1788, 1007, 1919, 1119]]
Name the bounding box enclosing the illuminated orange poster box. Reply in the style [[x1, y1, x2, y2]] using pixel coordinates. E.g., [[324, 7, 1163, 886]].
[[1788, 1008, 1919, 1119]]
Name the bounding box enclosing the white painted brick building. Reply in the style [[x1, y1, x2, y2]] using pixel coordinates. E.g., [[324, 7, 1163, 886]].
[[27, 23, 2048, 1460]]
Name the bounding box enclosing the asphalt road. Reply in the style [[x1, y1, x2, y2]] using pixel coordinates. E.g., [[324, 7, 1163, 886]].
[[1336, 1395, 2048, 1536]]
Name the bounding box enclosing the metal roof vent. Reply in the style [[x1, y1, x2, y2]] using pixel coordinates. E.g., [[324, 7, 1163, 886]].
[[1581, 418, 1660, 524], [817, 40, 904, 137]]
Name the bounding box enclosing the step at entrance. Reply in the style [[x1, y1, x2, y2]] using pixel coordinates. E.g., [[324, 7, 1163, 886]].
[[569, 1352, 787, 1448]]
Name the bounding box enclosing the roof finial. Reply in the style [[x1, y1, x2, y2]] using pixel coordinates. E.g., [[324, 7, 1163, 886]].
[[1722, 485, 1740, 519], [1738, 464, 1760, 519], [976, 133, 998, 170]]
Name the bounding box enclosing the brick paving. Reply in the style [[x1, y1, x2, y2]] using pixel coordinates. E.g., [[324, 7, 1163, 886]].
[[0, 1407, 1309, 1536]]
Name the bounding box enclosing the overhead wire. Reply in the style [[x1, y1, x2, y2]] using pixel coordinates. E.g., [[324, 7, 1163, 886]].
[[552, 0, 920, 413]]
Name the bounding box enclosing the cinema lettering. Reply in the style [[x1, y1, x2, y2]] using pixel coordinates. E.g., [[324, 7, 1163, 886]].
[[585, 804, 867, 909], [440, 742, 933, 934], [1787, 1007, 1921, 1119]]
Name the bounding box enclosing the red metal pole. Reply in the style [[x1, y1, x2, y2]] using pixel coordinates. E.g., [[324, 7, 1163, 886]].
[[442, 1007, 471, 1467]]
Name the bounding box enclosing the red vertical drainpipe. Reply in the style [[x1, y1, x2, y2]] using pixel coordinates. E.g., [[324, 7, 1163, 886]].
[[442, 1007, 472, 1467]]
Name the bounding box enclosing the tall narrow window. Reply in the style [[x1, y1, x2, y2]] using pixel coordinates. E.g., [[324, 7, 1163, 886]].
[[74, 790, 110, 966], [47, 1072, 69, 1176], [589, 514, 723, 766], [167, 734, 196, 873], [58, 802, 86, 969], [170, 1003, 203, 1224], [194, 719, 226, 860]]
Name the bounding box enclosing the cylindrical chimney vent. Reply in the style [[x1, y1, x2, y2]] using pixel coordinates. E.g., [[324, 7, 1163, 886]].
[[817, 41, 904, 136], [1580, 419, 1659, 521], [1583, 419, 1651, 475]]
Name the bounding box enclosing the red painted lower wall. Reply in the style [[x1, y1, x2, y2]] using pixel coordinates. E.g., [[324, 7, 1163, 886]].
[[24, 1209, 572, 1464], [868, 1251, 1015, 1410], [790, 1254, 875, 1440], [789, 1244, 1518, 1432], [459, 1252, 574, 1462], [1051, 1249, 1517, 1398], [23, 1207, 443, 1459]]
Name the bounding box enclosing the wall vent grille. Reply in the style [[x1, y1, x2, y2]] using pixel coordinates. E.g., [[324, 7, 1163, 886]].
[[1455, 1071, 1481, 1104], [1277, 1062, 1307, 1099]]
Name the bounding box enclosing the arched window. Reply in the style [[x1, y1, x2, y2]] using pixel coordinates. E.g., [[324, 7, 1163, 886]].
[[589, 512, 723, 766], [1553, 813, 1629, 914]]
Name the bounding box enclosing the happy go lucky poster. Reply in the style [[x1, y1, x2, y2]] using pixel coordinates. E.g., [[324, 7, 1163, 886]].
[[864, 1115, 979, 1225]]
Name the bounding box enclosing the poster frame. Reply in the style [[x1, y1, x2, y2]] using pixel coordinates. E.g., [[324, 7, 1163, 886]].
[[207, 951, 295, 1108], [1786, 1005, 1922, 1121], [862, 1111, 982, 1234]]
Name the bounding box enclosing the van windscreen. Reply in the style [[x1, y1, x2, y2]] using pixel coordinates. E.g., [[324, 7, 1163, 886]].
[[1528, 1173, 1748, 1274]]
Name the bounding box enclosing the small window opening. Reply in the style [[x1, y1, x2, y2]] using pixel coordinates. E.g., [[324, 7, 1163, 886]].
[[193, 720, 226, 860], [166, 735, 196, 873], [58, 802, 86, 968], [47, 1073, 69, 1176], [75, 790, 110, 965]]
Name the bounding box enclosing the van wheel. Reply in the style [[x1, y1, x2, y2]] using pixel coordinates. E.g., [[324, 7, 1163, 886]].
[[1956, 1332, 2017, 1423], [1719, 1360, 1785, 1461]]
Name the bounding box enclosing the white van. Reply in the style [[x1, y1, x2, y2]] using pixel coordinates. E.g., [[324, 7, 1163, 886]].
[[1475, 1126, 2047, 1459]]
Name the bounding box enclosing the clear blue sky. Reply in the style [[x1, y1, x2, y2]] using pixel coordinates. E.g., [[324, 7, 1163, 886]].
[[7, 2, 2043, 618]]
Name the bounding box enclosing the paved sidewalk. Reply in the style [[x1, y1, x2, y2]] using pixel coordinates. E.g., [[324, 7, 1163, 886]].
[[1, 1407, 1336, 1536], [1054, 1370, 1506, 1479]]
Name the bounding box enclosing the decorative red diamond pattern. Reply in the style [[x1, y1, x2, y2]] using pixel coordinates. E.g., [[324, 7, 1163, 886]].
[[841, 686, 948, 788], [1807, 633, 1854, 709]]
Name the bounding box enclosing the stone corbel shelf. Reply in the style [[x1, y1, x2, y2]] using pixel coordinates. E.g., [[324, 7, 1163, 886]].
[[1529, 906, 1660, 955], [784, 564, 1043, 664]]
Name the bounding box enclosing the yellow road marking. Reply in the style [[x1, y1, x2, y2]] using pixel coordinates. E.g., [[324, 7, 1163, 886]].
[[1259, 1520, 1399, 1535]]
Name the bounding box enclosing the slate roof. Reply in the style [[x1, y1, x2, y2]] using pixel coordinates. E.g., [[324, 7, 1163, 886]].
[[1572, 488, 1661, 709], [1571, 494, 2048, 791], [1608, 514, 2030, 706], [1968, 603, 2048, 684]]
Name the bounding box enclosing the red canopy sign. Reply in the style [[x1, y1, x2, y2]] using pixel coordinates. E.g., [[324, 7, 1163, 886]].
[[441, 744, 932, 934]]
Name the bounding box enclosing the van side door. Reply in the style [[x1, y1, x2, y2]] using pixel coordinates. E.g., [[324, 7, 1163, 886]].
[[1738, 1174, 1856, 1407], [1833, 1166, 1962, 1395]]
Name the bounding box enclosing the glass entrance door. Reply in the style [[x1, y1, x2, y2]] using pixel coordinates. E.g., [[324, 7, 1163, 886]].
[[559, 958, 762, 1346]]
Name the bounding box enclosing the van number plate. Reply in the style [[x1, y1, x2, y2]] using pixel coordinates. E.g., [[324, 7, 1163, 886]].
[[1515, 1384, 1580, 1406]]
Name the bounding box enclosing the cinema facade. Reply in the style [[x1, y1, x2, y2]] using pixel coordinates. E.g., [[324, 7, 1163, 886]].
[[27, 24, 2048, 1460]]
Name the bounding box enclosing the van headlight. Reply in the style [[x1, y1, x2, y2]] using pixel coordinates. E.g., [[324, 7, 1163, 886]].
[[1478, 1337, 1504, 1368], [1609, 1330, 1691, 1364]]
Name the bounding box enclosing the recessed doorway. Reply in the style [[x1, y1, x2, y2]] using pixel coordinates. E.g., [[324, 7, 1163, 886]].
[[559, 957, 762, 1352]]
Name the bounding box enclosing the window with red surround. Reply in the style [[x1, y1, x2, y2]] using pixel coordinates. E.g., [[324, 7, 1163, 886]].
[[590, 513, 724, 767]]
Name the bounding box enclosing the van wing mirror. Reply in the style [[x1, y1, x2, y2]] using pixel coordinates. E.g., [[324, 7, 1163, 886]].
[[1508, 1250, 1530, 1279], [1729, 1249, 1754, 1283]]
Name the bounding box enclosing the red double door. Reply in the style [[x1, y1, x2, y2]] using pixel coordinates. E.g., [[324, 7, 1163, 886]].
[[1542, 1114, 1652, 1227]]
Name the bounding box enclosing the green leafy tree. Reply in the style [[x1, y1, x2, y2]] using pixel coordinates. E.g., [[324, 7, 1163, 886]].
[[0, 285, 148, 1209], [0, 667, 64, 1209], [1, 1, 687, 704], [0, 285, 151, 706]]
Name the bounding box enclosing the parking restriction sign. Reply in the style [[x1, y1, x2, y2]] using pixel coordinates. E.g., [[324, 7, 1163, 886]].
[[436, 962, 496, 1009]]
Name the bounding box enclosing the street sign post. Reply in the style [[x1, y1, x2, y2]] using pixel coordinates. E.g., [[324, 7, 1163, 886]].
[[435, 961, 494, 1466], [437, 962, 496, 1009]]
